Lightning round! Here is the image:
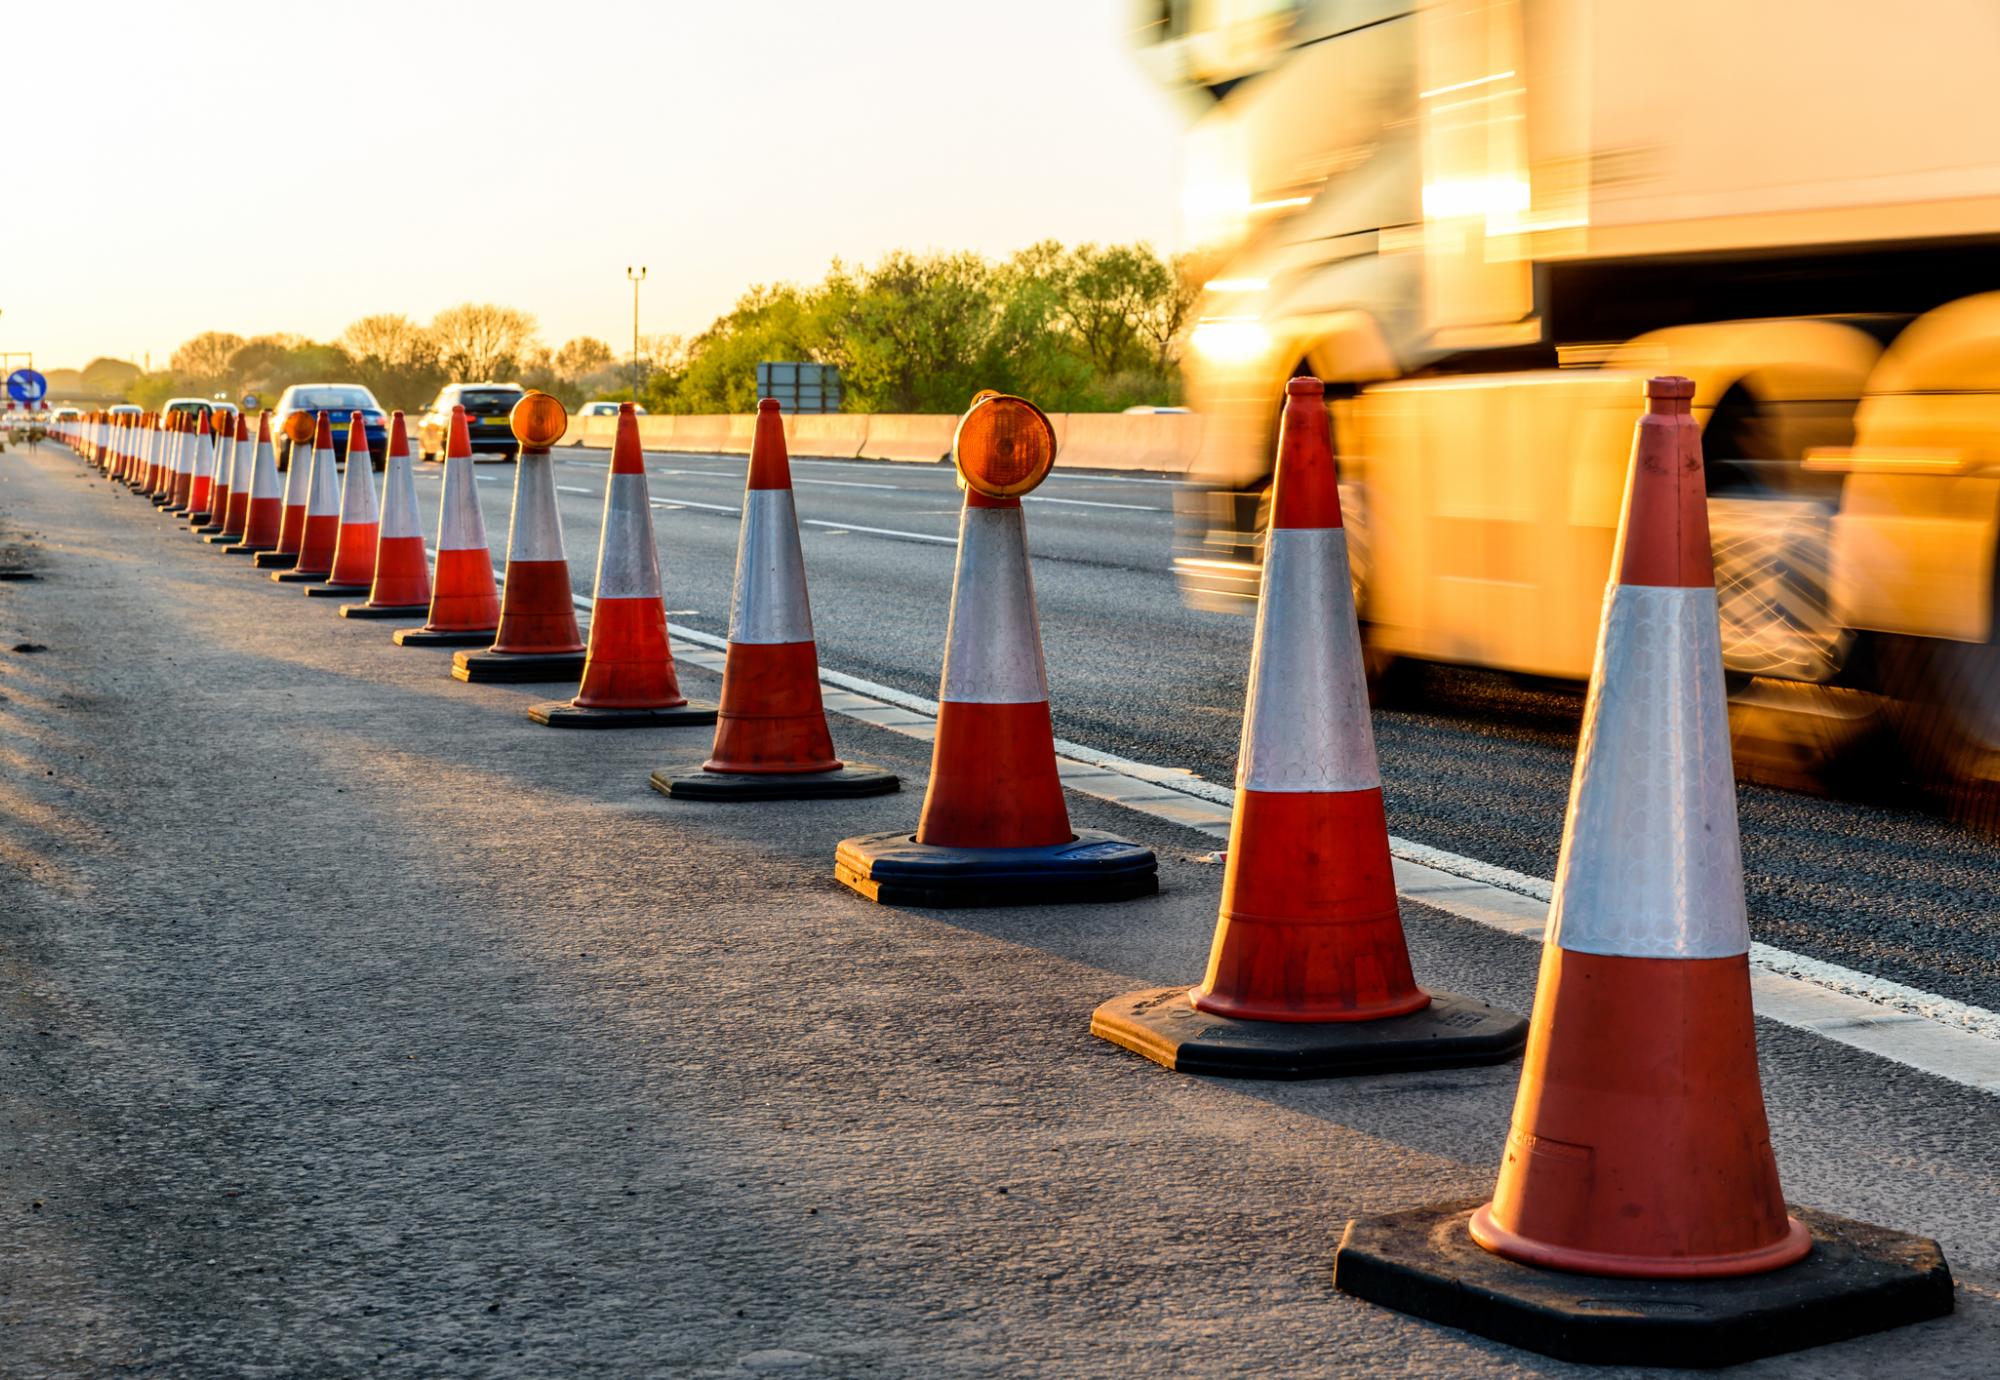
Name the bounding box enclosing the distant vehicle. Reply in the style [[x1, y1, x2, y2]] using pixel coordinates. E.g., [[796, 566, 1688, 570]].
[[270, 384, 388, 470], [1120, 405, 1190, 415], [108, 403, 142, 419], [576, 400, 647, 418], [417, 382, 526, 461], [160, 397, 238, 435]]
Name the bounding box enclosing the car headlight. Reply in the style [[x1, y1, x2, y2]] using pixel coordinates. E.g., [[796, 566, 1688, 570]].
[[1190, 316, 1274, 365]]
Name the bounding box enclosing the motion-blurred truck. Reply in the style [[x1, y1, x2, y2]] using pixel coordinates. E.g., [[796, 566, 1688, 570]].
[[1137, 0, 2000, 804]]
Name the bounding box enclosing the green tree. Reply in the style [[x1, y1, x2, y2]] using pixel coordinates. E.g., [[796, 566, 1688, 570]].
[[168, 332, 246, 387], [431, 303, 538, 382], [80, 357, 141, 400], [342, 314, 443, 411]]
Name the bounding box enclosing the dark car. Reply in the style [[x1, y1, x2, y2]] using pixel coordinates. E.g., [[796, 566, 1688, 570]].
[[417, 383, 525, 461], [271, 384, 389, 470]]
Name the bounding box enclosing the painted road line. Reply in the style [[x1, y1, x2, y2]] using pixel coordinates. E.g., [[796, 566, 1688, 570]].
[[649, 496, 741, 516], [556, 486, 598, 497], [801, 519, 956, 546], [1024, 495, 1164, 512], [792, 477, 900, 490], [653, 613, 2000, 1097]]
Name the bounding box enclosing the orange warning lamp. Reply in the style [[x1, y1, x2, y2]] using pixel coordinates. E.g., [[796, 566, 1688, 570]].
[[283, 409, 315, 445], [511, 391, 568, 449], [953, 393, 1057, 498]]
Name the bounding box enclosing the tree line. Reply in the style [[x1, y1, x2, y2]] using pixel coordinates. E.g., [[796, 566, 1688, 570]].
[[91, 242, 1194, 417]]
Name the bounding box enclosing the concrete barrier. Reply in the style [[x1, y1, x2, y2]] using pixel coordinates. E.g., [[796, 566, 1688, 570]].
[[559, 411, 1200, 473], [855, 414, 958, 465]]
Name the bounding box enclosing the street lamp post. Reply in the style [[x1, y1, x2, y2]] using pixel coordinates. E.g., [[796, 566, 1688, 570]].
[[625, 266, 647, 401]]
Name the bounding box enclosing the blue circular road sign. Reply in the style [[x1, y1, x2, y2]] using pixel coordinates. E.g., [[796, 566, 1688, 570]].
[[240, 392, 260, 411], [6, 369, 48, 403]]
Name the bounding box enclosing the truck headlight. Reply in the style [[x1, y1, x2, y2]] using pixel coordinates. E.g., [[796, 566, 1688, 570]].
[[1190, 317, 1273, 365]]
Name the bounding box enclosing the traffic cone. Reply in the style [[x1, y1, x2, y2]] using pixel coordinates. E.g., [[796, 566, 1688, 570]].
[[1332, 377, 1954, 1367], [452, 393, 586, 682], [835, 392, 1155, 906], [207, 411, 254, 544], [394, 406, 499, 647], [257, 411, 328, 569], [174, 411, 211, 514], [651, 399, 892, 787], [303, 411, 380, 597], [342, 412, 431, 618], [272, 411, 342, 582], [157, 413, 189, 509], [526, 403, 716, 725], [186, 410, 220, 525], [224, 413, 283, 554], [1092, 378, 1527, 1076], [195, 412, 236, 533], [141, 414, 166, 492]]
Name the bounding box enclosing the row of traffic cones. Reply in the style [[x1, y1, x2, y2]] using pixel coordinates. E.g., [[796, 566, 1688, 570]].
[[48, 379, 1951, 1367]]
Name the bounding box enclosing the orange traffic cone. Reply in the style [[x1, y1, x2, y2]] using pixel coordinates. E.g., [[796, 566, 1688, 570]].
[[527, 402, 717, 726], [304, 410, 380, 597], [188, 408, 226, 528], [159, 412, 192, 510], [225, 413, 284, 555], [395, 406, 499, 647], [192, 410, 234, 531], [272, 412, 342, 583], [1092, 378, 1526, 1077], [256, 412, 324, 568], [142, 413, 168, 493], [452, 393, 586, 682], [206, 412, 254, 544], [835, 393, 1154, 905], [1333, 377, 1953, 1367], [342, 412, 431, 618], [652, 399, 893, 790]]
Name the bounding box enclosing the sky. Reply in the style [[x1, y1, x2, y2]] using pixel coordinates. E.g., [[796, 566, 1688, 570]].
[[4, 0, 1188, 374]]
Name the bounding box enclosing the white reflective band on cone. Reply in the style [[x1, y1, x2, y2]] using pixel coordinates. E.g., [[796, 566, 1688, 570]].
[[507, 452, 567, 563], [436, 455, 486, 551], [593, 473, 663, 600], [379, 455, 423, 539], [727, 488, 814, 645], [306, 447, 340, 514], [217, 434, 239, 493], [190, 430, 213, 484], [937, 504, 1049, 705], [338, 448, 379, 525], [281, 441, 312, 506], [1237, 526, 1380, 793], [248, 438, 278, 502], [1546, 584, 1749, 960]]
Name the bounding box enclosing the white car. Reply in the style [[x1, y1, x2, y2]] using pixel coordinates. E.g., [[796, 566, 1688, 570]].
[[576, 401, 647, 418]]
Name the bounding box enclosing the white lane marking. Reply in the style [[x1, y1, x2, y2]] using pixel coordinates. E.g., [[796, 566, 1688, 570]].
[[556, 486, 597, 496], [654, 617, 2000, 1097], [793, 477, 899, 490], [1024, 495, 1162, 512], [802, 519, 955, 546], [649, 496, 741, 515], [1046, 471, 1180, 487], [655, 467, 744, 478]]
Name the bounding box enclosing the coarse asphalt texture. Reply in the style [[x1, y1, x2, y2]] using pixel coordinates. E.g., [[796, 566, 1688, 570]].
[[2, 440, 1998, 1377]]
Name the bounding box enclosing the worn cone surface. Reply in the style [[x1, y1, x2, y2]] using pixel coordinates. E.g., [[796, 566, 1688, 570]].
[[198, 413, 234, 529], [1327, 376, 1954, 1368], [1088, 378, 1525, 1078], [397, 407, 499, 645], [652, 400, 888, 786], [220, 412, 253, 537], [346, 413, 430, 616], [234, 413, 284, 551], [451, 407, 585, 682], [185, 412, 216, 519], [312, 410, 380, 593], [1469, 374, 1809, 1279], [834, 392, 1151, 906], [275, 412, 342, 580]]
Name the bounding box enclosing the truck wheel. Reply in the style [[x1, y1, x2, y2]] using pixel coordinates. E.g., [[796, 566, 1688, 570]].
[[1878, 634, 2000, 832]]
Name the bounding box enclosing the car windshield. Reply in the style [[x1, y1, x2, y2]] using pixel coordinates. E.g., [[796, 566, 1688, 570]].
[[289, 388, 378, 412], [460, 389, 523, 410]]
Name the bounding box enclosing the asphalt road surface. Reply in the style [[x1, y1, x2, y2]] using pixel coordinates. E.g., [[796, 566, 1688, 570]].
[[2, 438, 1998, 1377]]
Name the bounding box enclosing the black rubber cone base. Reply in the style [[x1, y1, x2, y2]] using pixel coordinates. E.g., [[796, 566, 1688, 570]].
[[835, 829, 1158, 907], [203, 532, 246, 545], [451, 648, 587, 683], [271, 567, 330, 584], [392, 626, 496, 648], [252, 550, 298, 569], [654, 763, 899, 800], [220, 543, 270, 556], [1332, 1199, 1953, 1369], [301, 582, 371, 599], [340, 602, 431, 620], [528, 700, 718, 729], [1090, 987, 1527, 1079]]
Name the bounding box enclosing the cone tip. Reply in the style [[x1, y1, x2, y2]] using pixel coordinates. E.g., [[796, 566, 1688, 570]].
[[758, 398, 781, 414], [1646, 375, 1695, 402], [1286, 376, 1324, 398]]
